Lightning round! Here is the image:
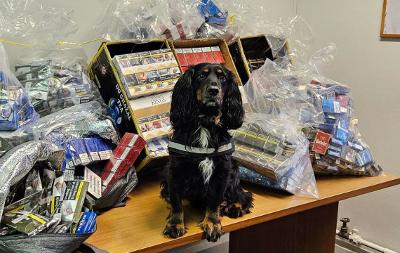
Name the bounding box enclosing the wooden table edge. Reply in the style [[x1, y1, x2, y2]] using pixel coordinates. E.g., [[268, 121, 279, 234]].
[[130, 175, 400, 253]]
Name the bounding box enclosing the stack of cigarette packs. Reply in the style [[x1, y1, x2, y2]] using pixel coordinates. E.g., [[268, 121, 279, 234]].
[[113, 49, 181, 99], [175, 46, 225, 72], [113, 48, 179, 158]]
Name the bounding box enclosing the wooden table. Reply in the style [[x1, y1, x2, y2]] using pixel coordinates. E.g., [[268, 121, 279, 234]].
[[86, 174, 400, 253]]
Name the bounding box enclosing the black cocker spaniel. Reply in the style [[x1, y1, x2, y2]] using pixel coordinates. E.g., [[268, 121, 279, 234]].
[[161, 63, 253, 242]]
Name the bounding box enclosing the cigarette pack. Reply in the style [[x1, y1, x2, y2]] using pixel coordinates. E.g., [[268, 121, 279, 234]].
[[2, 210, 50, 236], [60, 180, 89, 223], [101, 133, 146, 193], [312, 130, 332, 155], [211, 46, 225, 63], [64, 137, 113, 170], [50, 176, 65, 216], [84, 167, 102, 199], [129, 91, 172, 145], [113, 49, 181, 98], [73, 211, 97, 234]]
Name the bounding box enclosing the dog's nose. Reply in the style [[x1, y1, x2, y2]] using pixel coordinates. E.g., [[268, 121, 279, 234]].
[[208, 86, 219, 96]]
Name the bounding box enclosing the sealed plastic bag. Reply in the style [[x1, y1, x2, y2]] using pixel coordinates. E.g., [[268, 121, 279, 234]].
[[232, 59, 320, 198], [14, 48, 99, 117], [0, 43, 38, 131]]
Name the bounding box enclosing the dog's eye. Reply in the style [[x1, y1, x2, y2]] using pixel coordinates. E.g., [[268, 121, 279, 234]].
[[218, 75, 227, 82], [199, 73, 207, 79]]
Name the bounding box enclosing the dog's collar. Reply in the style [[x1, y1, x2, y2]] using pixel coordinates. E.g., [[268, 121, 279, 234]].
[[168, 140, 234, 157]]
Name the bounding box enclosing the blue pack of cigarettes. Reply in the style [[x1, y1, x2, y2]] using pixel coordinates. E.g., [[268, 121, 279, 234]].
[[319, 123, 335, 133], [328, 145, 342, 153], [322, 99, 341, 114], [74, 211, 97, 234], [198, 0, 228, 26], [327, 149, 341, 158], [84, 138, 113, 161], [356, 148, 373, 167], [331, 137, 344, 146], [64, 137, 113, 170], [334, 125, 349, 142], [348, 140, 364, 151]]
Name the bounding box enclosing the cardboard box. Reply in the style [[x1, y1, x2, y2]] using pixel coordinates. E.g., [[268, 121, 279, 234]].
[[89, 40, 175, 171], [229, 35, 289, 84], [169, 38, 242, 85]]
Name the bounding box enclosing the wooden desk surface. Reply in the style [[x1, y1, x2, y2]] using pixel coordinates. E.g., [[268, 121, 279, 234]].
[[86, 174, 400, 253]]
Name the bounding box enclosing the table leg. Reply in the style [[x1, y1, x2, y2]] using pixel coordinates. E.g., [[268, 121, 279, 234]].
[[229, 202, 339, 253]]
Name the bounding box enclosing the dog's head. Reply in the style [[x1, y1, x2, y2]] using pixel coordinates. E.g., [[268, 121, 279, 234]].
[[170, 63, 244, 130]]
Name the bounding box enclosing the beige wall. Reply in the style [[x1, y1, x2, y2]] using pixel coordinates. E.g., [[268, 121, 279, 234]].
[[297, 0, 400, 250]]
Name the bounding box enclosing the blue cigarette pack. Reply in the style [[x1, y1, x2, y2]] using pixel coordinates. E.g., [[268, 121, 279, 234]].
[[74, 211, 97, 234], [64, 137, 113, 170]]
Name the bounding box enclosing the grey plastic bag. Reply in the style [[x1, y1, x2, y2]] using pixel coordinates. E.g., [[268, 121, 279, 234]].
[[0, 233, 90, 253], [94, 167, 138, 210]]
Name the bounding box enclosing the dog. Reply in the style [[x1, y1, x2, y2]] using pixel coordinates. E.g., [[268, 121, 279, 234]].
[[161, 63, 253, 242]]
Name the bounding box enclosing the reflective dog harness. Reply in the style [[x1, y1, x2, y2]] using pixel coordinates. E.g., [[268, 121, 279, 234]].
[[168, 140, 235, 157]]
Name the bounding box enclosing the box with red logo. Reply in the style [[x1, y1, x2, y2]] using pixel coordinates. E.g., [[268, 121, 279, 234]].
[[101, 133, 146, 192], [312, 130, 332, 155]]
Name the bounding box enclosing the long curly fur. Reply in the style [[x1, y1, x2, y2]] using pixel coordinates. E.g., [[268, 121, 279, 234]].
[[161, 63, 253, 242]]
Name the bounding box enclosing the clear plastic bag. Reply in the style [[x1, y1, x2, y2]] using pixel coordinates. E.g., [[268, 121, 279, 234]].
[[243, 59, 324, 128], [0, 43, 38, 131], [249, 45, 382, 177], [232, 113, 319, 198], [14, 48, 100, 116], [96, 0, 204, 41], [0, 0, 78, 46], [32, 101, 119, 147], [233, 59, 320, 198], [0, 141, 64, 219]]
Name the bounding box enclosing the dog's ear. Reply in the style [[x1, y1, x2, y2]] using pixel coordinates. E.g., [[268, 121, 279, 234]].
[[170, 67, 197, 129], [221, 69, 244, 130]]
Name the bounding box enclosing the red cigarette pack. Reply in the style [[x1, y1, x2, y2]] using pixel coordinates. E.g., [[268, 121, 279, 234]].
[[101, 133, 146, 193]]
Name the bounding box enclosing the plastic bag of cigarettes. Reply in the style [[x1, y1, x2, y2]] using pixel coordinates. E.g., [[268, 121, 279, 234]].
[[113, 49, 181, 99], [96, 0, 203, 41], [231, 60, 321, 197], [15, 58, 98, 117], [0, 44, 38, 131], [232, 114, 319, 198], [33, 101, 119, 147], [306, 80, 382, 176], [195, 0, 238, 42]]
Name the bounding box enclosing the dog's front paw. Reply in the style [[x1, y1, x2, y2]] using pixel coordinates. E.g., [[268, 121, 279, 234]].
[[200, 215, 224, 242], [221, 202, 249, 218], [163, 222, 186, 238], [164, 211, 186, 239]]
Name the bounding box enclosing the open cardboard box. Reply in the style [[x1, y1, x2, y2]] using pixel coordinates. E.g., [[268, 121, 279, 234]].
[[229, 35, 289, 84], [89, 40, 175, 171]]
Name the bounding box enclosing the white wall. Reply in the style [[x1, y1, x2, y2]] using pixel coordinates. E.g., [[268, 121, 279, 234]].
[[296, 0, 400, 251]]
